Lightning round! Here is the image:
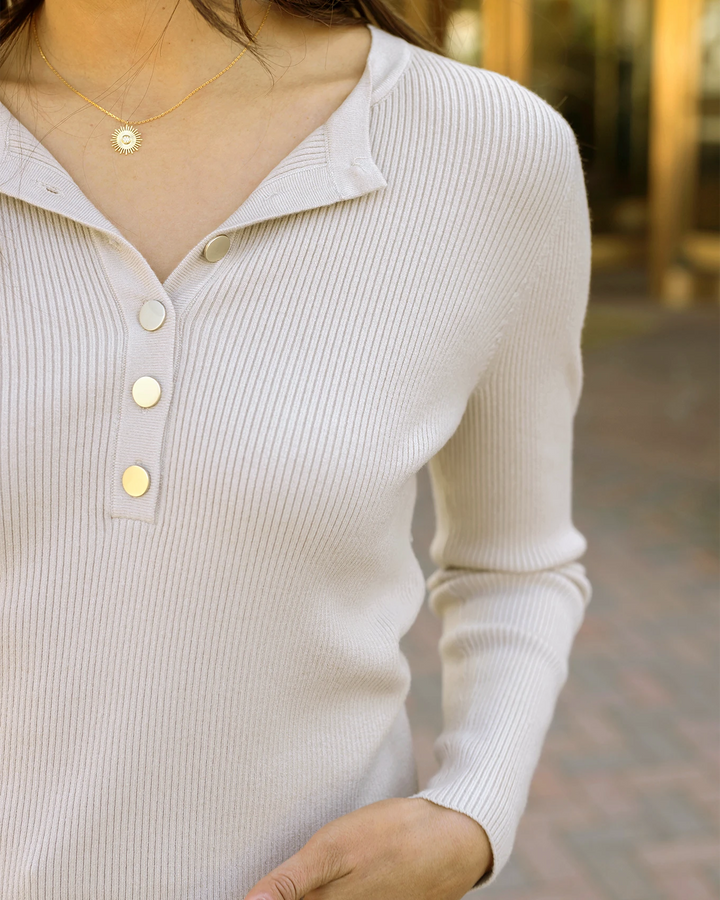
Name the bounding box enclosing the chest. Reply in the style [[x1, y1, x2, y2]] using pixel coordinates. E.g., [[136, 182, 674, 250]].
[[0, 195, 489, 550]]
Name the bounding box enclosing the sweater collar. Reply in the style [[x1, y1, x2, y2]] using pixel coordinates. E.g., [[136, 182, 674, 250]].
[[0, 25, 412, 240]]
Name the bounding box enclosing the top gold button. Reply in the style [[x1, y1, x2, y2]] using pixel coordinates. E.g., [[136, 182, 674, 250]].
[[203, 234, 231, 262], [138, 299, 166, 331]]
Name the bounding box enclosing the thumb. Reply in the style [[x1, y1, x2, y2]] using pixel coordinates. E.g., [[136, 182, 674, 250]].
[[244, 833, 347, 900]]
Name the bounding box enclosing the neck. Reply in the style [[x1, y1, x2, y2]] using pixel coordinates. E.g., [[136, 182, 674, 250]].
[[17, 0, 310, 116]]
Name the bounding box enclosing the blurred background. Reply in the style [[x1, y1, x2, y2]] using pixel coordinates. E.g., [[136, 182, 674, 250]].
[[396, 1, 720, 897]]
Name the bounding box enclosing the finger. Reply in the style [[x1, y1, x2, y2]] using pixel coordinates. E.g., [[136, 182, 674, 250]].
[[244, 833, 348, 900]]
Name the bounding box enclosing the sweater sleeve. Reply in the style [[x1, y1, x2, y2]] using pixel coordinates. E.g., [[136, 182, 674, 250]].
[[408, 133, 593, 890]]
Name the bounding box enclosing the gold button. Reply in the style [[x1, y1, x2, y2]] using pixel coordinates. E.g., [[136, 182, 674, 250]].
[[203, 234, 231, 262], [132, 376, 162, 408], [122, 465, 150, 497], [138, 299, 166, 331]]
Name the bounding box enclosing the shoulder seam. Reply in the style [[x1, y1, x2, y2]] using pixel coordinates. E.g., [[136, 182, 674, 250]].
[[473, 145, 582, 392]]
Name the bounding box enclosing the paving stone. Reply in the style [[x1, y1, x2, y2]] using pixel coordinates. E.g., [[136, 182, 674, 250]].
[[581, 773, 639, 819], [704, 861, 720, 893], [656, 870, 718, 900], [640, 790, 713, 838], [514, 828, 588, 882], [638, 836, 720, 869], [584, 855, 658, 900]]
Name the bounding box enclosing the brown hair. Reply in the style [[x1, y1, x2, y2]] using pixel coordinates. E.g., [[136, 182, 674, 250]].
[[0, 0, 444, 66]]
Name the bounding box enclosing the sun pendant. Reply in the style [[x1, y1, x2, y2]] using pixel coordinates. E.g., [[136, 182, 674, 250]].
[[111, 124, 142, 155]]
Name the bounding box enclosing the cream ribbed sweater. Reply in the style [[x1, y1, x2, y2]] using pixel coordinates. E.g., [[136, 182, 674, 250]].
[[0, 24, 592, 898]]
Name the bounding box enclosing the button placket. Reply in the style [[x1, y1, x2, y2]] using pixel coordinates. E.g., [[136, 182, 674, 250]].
[[95, 237, 177, 522]]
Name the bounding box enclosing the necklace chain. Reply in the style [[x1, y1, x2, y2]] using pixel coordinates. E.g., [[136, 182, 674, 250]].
[[31, 3, 271, 127]]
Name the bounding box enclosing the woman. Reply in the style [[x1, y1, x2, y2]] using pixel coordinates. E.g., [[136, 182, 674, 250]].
[[0, 0, 592, 896]]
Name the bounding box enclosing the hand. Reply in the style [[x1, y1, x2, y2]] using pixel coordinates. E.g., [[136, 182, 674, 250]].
[[243, 797, 493, 900]]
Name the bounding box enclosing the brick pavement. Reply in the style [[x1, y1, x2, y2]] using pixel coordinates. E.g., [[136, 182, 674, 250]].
[[401, 299, 720, 899]]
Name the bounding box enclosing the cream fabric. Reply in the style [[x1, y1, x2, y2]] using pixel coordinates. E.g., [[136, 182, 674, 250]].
[[0, 24, 592, 897]]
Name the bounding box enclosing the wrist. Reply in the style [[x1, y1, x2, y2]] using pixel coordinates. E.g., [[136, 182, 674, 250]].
[[410, 798, 493, 884]]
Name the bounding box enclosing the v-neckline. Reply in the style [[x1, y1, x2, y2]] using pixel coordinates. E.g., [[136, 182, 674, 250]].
[[0, 24, 412, 294]]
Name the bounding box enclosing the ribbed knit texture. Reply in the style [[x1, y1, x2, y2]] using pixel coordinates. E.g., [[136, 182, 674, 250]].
[[0, 24, 592, 898]]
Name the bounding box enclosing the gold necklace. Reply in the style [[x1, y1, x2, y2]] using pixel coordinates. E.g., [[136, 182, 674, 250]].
[[31, 3, 271, 155]]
